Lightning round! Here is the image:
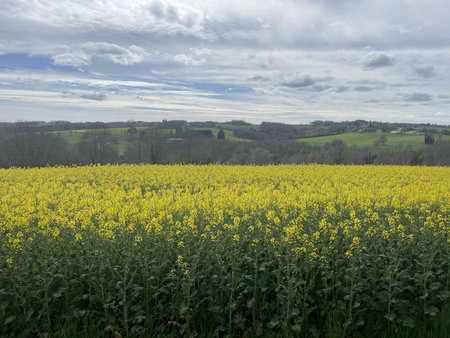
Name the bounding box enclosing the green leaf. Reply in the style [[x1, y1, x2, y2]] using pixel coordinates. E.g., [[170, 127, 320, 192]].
[[26, 309, 34, 321], [4, 315, 16, 325], [309, 327, 320, 337], [438, 290, 450, 301], [419, 291, 428, 300], [384, 313, 395, 321], [179, 305, 189, 315], [52, 291, 62, 298], [430, 282, 441, 291], [292, 324, 302, 333], [254, 321, 264, 336], [267, 318, 279, 329], [424, 306, 438, 317], [400, 317, 415, 328]]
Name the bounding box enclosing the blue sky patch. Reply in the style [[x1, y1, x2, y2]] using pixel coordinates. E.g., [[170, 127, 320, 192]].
[[0, 53, 76, 72]]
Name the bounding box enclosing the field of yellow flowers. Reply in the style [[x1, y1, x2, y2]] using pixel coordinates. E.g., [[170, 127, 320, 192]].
[[1, 164, 449, 337]]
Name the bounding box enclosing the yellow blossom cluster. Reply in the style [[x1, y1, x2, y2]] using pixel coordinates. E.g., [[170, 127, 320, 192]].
[[0, 164, 449, 265]]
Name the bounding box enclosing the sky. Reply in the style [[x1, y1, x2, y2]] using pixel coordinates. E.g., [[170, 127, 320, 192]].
[[0, 0, 449, 124]]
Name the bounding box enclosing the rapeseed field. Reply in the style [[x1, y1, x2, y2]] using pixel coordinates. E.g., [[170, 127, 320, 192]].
[[0, 164, 449, 337]]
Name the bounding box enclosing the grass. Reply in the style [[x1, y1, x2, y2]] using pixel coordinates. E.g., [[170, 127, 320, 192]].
[[57, 127, 250, 145], [296, 131, 450, 148], [58, 132, 84, 144], [193, 128, 252, 142]]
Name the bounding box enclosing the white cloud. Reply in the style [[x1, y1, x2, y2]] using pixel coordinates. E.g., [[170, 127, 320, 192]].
[[51, 43, 145, 67], [171, 48, 210, 66], [398, 24, 423, 36], [0, 1, 450, 124], [52, 51, 92, 67], [173, 54, 205, 66], [435, 112, 450, 117]]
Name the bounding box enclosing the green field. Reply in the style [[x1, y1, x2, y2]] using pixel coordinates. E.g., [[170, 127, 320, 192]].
[[58, 127, 250, 145], [193, 128, 251, 142], [54, 127, 450, 149], [58, 128, 147, 145], [56, 127, 151, 144], [57, 132, 84, 144], [296, 131, 450, 148]]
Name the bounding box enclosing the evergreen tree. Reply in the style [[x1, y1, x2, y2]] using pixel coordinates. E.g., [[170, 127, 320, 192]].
[[217, 128, 225, 140]]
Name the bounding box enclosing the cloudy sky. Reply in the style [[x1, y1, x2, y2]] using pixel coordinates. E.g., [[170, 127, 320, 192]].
[[0, 0, 449, 124]]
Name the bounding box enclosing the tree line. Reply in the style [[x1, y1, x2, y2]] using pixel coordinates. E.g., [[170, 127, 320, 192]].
[[0, 122, 449, 168]]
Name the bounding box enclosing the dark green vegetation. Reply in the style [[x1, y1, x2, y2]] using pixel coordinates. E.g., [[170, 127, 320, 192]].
[[1, 203, 449, 338], [0, 119, 449, 167]]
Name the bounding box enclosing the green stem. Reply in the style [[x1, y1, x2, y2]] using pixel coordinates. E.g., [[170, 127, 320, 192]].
[[228, 249, 235, 333], [252, 251, 258, 323]]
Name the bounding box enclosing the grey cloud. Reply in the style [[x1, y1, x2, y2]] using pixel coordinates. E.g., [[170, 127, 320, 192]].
[[281, 75, 315, 88], [150, 1, 179, 22], [311, 84, 332, 92], [249, 75, 270, 82], [349, 79, 386, 92], [353, 86, 377, 92], [166, 6, 179, 23], [146, 1, 202, 31], [334, 86, 349, 93], [80, 92, 106, 101], [363, 52, 394, 69], [150, 1, 165, 18], [82, 43, 144, 65], [352, 79, 387, 86], [414, 65, 435, 78], [279, 74, 335, 91], [2, 0, 450, 53], [404, 93, 432, 102]]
